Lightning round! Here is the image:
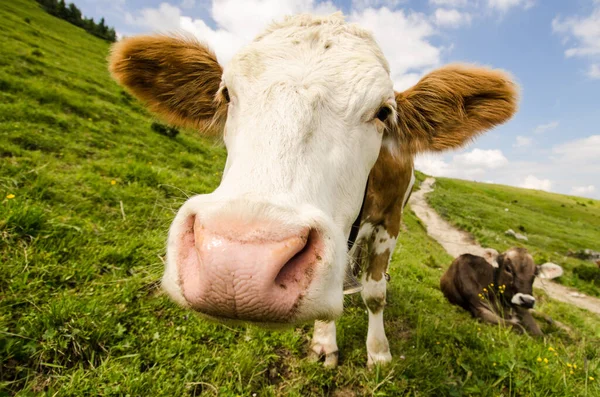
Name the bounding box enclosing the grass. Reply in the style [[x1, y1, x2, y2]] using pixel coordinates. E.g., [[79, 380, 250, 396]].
[[1, 0, 599, 395], [426, 177, 600, 297]]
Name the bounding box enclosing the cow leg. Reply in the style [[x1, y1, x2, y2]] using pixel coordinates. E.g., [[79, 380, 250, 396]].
[[515, 307, 543, 336], [475, 306, 523, 331], [308, 320, 338, 368], [362, 271, 392, 367], [361, 225, 396, 368]]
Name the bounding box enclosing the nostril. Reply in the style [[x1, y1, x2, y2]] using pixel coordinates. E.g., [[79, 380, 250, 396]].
[[521, 296, 535, 308], [274, 229, 319, 290]]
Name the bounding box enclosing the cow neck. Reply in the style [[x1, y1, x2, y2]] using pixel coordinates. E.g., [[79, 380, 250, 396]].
[[347, 180, 369, 251], [342, 180, 369, 295]]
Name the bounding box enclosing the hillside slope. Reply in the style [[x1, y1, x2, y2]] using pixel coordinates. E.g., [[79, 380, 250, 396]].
[[425, 177, 600, 297], [1, 1, 599, 395]]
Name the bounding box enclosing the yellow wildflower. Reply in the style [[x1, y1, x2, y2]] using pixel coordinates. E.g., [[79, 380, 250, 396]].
[[111, 180, 117, 185], [590, 377, 595, 381], [483, 288, 488, 293], [548, 347, 555, 352], [543, 358, 548, 364], [567, 363, 572, 368], [6, 194, 15, 199], [570, 370, 574, 375], [574, 364, 578, 369], [490, 283, 494, 287], [493, 363, 497, 366], [436, 341, 440, 345], [537, 357, 542, 362]]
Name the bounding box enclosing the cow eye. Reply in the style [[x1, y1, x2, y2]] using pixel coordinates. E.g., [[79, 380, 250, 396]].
[[375, 106, 392, 122], [222, 87, 230, 103]]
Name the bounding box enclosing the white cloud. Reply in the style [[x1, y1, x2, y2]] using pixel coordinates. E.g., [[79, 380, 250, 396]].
[[488, 0, 534, 12], [589, 64, 600, 79], [352, 0, 403, 9], [552, 4, 600, 76], [571, 185, 596, 197], [433, 8, 472, 28], [350, 7, 441, 90], [415, 148, 508, 180], [429, 0, 469, 7], [453, 148, 508, 168], [514, 135, 532, 148], [126, 2, 183, 32], [180, 0, 196, 8], [552, 135, 600, 163], [123, 1, 442, 90], [533, 120, 558, 134], [519, 175, 552, 192], [416, 135, 600, 199]]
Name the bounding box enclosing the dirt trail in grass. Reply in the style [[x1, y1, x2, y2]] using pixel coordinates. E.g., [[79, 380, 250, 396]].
[[409, 177, 600, 316]]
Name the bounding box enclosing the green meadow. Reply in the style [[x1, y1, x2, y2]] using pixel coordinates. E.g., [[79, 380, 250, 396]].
[[1, 0, 599, 395], [426, 177, 600, 298]]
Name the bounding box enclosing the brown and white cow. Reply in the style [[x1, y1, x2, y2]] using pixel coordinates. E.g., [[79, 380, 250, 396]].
[[440, 248, 563, 336], [109, 13, 518, 367]]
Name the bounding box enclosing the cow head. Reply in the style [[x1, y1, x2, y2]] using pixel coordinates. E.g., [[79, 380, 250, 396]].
[[109, 14, 518, 325], [496, 248, 563, 309]]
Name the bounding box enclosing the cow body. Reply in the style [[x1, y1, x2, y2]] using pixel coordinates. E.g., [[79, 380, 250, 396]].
[[440, 248, 543, 336], [109, 13, 519, 367], [311, 149, 415, 367]]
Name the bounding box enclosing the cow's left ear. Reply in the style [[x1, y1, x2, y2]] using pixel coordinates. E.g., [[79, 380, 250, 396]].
[[537, 263, 564, 280], [393, 64, 519, 153]]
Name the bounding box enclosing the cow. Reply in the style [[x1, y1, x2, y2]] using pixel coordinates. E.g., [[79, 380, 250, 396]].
[[440, 248, 562, 336], [108, 13, 518, 367]]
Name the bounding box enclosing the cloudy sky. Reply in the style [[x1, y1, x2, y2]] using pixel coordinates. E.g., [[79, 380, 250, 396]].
[[78, 0, 600, 199]]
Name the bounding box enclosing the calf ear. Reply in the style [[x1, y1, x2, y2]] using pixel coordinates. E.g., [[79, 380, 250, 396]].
[[393, 64, 518, 153], [496, 253, 505, 268], [108, 35, 226, 134], [537, 263, 564, 280]]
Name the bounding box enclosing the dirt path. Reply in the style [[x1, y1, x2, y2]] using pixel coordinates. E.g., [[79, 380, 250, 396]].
[[409, 177, 600, 316]]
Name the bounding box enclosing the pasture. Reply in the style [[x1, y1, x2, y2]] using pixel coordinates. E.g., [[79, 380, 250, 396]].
[[1, 0, 599, 395], [426, 178, 600, 298]]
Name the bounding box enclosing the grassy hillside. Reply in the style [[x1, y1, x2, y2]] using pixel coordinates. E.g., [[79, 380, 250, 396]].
[[1, 0, 599, 395], [426, 178, 600, 297]]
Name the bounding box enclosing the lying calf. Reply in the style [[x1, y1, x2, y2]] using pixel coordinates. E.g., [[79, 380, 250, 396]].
[[440, 247, 561, 335]]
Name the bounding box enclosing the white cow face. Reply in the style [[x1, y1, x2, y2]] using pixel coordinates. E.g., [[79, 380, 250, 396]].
[[109, 14, 518, 325]]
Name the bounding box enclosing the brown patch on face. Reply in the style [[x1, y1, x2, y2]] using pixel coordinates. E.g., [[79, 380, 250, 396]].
[[108, 35, 226, 134], [393, 64, 519, 153]]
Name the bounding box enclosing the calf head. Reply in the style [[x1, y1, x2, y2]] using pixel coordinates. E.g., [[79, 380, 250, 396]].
[[109, 14, 518, 325], [496, 248, 545, 309]]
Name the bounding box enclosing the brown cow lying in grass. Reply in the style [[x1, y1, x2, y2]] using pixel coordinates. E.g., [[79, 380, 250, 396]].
[[440, 247, 562, 336]]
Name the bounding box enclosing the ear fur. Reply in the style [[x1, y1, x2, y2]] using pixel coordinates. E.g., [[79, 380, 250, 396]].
[[108, 35, 226, 134], [537, 263, 564, 280], [394, 64, 519, 153]]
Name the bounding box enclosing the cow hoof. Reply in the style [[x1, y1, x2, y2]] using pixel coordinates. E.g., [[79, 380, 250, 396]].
[[308, 348, 338, 368], [367, 351, 392, 369]]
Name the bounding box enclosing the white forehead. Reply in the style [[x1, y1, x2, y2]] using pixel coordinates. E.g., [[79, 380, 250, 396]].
[[223, 13, 393, 115]]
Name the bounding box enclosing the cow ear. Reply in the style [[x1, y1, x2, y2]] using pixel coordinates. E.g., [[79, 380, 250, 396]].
[[537, 263, 564, 280], [108, 35, 226, 134], [393, 64, 518, 153], [496, 253, 505, 268]]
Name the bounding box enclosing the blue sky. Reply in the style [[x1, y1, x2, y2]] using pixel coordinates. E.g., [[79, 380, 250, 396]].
[[77, 0, 600, 198]]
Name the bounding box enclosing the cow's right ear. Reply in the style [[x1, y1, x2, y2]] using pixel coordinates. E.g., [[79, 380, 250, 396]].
[[496, 254, 505, 268], [108, 35, 226, 134], [393, 64, 518, 153]]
